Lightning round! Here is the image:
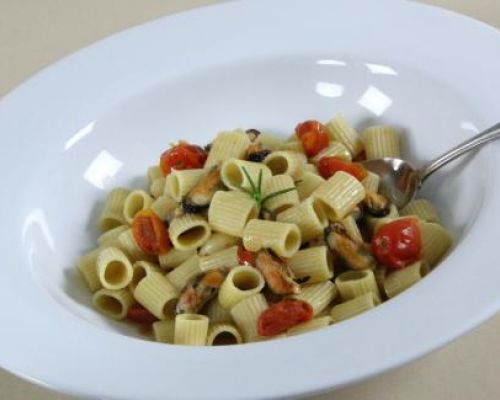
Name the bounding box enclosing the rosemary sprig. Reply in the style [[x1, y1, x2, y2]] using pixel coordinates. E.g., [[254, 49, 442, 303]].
[[240, 166, 297, 209]]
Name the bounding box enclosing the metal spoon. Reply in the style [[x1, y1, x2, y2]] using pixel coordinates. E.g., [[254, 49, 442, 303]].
[[362, 122, 500, 208]]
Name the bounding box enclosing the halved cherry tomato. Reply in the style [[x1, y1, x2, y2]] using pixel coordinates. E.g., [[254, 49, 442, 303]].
[[317, 156, 368, 181], [295, 120, 330, 157], [127, 304, 158, 325], [238, 246, 257, 266], [159, 142, 207, 175], [372, 218, 421, 270], [257, 299, 313, 336], [132, 209, 171, 256]]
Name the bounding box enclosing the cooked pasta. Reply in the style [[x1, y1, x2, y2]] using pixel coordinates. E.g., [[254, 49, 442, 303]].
[[292, 281, 338, 316], [133, 271, 179, 319], [92, 288, 135, 320], [401, 199, 441, 223], [287, 246, 333, 284], [330, 292, 379, 323], [169, 214, 211, 251], [208, 190, 259, 237], [166, 255, 201, 291], [383, 261, 429, 298], [150, 195, 177, 221], [420, 222, 453, 267], [287, 316, 332, 336], [230, 293, 268, 342], [199, 232, 239, 256], [362, 125, 400, 160], [221, 159, 272, 191], [165, 168, 206, 202], [206, 323, 243, 345], [335, 270, 380, 302], [242, 219, 301, 258], [218, 266, 265, 309], [96, 247, 133, 290], [326, 114, 364, 157], [152, 320, 176, 343], [296, 172, 325, 200], [158, 248, 196, 270], [264, 151, 303, 178], [174, 314, 210, 345], [205, 129, 251, 168], [205, 299, 233, 324], [261, 175, 299, 212], [312, 171, 366, 220], [311, 141, 352, 163], [79, 116, 455, 345], [276, 197, 328, 242], [77, 247, 102, 292], [123, 190, 154, 224], [98, 188, 129, 231], [199, 246, 239, 272]]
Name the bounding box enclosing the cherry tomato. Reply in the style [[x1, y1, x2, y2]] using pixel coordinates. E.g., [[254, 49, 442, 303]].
[[371, 218, 421, 270], [317, 156, 368, 181], [127, 304, 158, 324], [238, 246, 257, 266], [295, 120, 329, 157], [132, 209, 171, 256], [257, 299, 313, 336], [159, 142, 207, 175]]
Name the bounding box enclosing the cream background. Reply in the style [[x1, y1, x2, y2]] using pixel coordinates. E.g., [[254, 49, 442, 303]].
[[0, 1, 499, 399]]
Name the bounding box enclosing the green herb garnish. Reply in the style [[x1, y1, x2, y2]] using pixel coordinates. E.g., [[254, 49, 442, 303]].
[[240, 166, 297, 209]]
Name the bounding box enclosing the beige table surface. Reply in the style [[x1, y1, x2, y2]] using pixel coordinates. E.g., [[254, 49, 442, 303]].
[[1, 0, 499, 399]]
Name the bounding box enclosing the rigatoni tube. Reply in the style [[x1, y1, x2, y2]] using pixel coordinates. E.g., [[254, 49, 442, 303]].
[[276, 197, 328, 242], [287, 246, 333, 284], [362, 126, 400, 160], [230, 293, 268, 342], [122, 190, 154, 224], [204, 130, 251, 168], [208, 191, 259, 237], [98, 188, 129, 231], [243, 219, 301, 258], [133, 271, 179, 320], [335, 270, 380, 302], [96, 247, 133, 290], [312, 171, 366, 221], [384, 261, 429, 298], [292, 281, 337, 316], [218, 266, 265, 309], [92, 288, 134, 320], [174, 314, 209, 346], [221, 158, 272, 191], [206, 323, 243, 346], [169, 214, 211, 251], [330, 292, 379, 323]]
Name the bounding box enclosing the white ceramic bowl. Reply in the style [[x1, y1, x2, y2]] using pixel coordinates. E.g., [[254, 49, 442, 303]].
[[1, 0, 500, 399]]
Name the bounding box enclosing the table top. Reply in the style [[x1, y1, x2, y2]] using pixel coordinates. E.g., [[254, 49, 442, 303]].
[[1, 1, 499, 399]]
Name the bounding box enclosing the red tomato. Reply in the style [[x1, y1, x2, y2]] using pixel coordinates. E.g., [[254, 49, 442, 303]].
[[257, 299, 313, 336], [132, 209, 171, 256], [295, 120, 329, 157], [159, 143, 207, 175], [238, 246, 257, 266], [317, 156, 368, 181], [372, 218, 422, 270], [127, 304, 158, 324]]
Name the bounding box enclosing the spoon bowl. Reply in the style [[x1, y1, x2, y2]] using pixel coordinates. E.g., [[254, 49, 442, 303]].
[[362, 122, 500, 208]]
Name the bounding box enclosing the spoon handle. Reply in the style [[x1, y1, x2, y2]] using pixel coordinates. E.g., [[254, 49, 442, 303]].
[[419, 122, 500, 184]]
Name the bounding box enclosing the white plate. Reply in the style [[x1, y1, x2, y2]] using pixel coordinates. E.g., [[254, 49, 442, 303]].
[[1, 0, 500, 399]]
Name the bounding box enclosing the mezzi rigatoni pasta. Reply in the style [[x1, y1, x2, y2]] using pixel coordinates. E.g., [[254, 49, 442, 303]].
[[79, 117, 454, 345]]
